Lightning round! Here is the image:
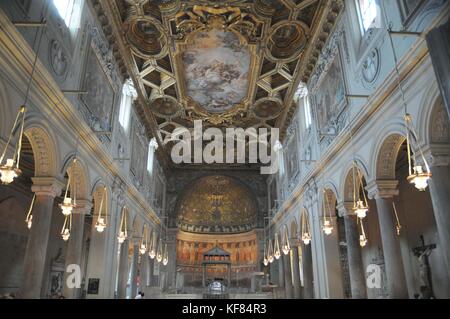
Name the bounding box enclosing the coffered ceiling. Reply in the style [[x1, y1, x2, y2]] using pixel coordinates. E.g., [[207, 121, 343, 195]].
[[95, 0, 343, 170]]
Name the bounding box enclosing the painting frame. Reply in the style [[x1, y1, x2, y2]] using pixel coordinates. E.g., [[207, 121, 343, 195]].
[[311, 47, 348, 140], [130, 120, 146, 184], [285, 128, 300, 185], [79, 36, 117, 138]]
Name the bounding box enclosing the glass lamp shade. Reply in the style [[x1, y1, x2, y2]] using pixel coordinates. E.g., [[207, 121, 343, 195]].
[[139, 244, 147, 255], [353, 200, 368, 219], [62, 228, 70, 241], [60, 197, 74, 216], [263, 258, 269, 266], [149, 249, 156, 259], [407, 165, 432, 191], [282, 245, 290, 255], [268, 254, 274, 263], [156, 253, 163, 263], [26, 215, 33, 229], [322, 219, 333, 235], [163, 257, 168, 266], [359, 234, 367, 247], [0, 159, 21, 185], [95, 217, 106, 233], [117, 231, 127, 244], [302, 232, 311, 245]]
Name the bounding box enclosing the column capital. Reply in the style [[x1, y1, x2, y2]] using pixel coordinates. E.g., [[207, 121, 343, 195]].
[[73, 199, 93, 215], [366, 180, 399, 199], [420, 144, 450, 167], [31, 177, 64, 198], [336, 201, 354, 217]]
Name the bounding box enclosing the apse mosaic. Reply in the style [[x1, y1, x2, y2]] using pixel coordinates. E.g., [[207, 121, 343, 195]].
[[176, 175, 256, 233], [182, 30, 250, 113]]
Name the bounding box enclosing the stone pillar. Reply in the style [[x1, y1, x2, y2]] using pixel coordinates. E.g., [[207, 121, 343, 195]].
[[426, 20, 450, 118], [63, 200, 92, 299], [301, 242, 314, 299], [129, 240, 140, 298], [117, 239, 129, 299], [282, 252, 293, 299], [20, 177, 63, 299], [277, 255, 284, 288], [148, 257, 155, 286], [290, 242, 302, 299], [426, 153, 450, 275], [367, 180, 408, 298], [337, 202, 367, 299], [140, 254, 149, 292]]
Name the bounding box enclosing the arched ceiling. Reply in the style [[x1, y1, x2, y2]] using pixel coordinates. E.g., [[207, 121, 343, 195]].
[[94, 0, 344, 169], [176, 175, 257, 233]]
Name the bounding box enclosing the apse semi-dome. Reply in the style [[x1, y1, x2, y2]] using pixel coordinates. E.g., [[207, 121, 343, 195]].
[[176, 175, 257, 234]]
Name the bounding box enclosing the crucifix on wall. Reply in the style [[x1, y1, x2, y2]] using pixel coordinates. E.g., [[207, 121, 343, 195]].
[[412, 235, 436, 299]]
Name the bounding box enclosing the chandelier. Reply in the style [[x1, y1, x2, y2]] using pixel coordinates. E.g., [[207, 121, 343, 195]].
[[139, 224, 148, 255], [162, 243, 168, 266], [352, 162, 369, 219], [148, 231, 156, 259], [0, 106, 26, 185], [404, 114, 432, 191], [117, 206, 128, 244], [59, 161, 77, 216], [25, 194, 35, 229], [358, 217, 367, 247], [301, 211, 311, 245], [95, 187, 107, 233], [322, 190, 334, 235], [273, 232, 281, 260], [267, 239, 274, 263], [263, 242, 269, 266], [61, 213, 72, 241], [156, 235, 163, 263], [382, 6, 432, 192], [0, 6, 47, 185], [282, 225, 291, 255]]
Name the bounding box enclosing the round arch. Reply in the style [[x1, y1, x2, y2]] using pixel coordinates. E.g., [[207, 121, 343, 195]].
[[339, 158, 370, 203], [23, 124, 58, 177], [61, 154, 90, 200]]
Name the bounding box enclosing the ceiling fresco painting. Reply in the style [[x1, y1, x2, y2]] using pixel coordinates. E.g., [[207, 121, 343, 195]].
[[183, 29, 250, 113], [96, 0, 344, 169]]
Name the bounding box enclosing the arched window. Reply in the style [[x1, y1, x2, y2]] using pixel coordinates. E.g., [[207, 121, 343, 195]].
[[53, 0, 77, 28], [118, 79, 136, 132], [356, 0, 379, 33], [147, 138, 158, 175], [295, 82, 312, 130]]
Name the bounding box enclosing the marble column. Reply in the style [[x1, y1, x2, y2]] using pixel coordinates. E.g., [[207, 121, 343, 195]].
[[148, 257, 155, 286], [277, 255, 284, 288], [367, 180, 408, 298], [117, 239, 129, 299], [129, 240, 140, 298], [338, 202, 367, 299], [427, 154, 450, 275], [282, 252, 294, 299], [301, 242, 314, 299], [290, 243, 302, 299], [426, 20, 450, 117], [140, 254, 149, 292], [63, 200, 92, 299], [20, 177, 63, 299]]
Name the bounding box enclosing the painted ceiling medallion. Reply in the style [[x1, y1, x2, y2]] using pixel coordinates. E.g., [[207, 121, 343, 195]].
[[182, 29, 250, 114], [125, 17, 167, 58], [267, 21, 308, 62], [151, 95, 180, 118], [252, 97, 283, 120]]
